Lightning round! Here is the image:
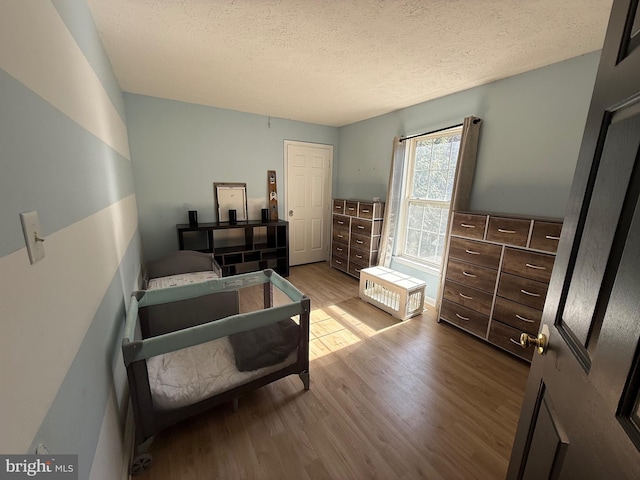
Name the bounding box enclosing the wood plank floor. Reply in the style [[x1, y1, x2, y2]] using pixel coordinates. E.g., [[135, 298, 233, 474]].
[[136, 262, 530, 479]]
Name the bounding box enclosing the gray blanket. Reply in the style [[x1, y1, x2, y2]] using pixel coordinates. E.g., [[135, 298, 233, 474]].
[[229, 318, 298, 372]]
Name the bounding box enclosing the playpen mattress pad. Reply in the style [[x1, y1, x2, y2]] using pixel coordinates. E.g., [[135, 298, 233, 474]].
[[147, 271, 219, 289], [147, 338, 296, 411]]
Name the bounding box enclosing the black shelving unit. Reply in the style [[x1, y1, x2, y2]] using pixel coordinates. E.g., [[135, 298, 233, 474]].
[[176, 220, 289, 277]]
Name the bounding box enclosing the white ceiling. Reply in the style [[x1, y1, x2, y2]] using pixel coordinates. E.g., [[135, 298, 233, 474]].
[[87, 0, 613, 127]]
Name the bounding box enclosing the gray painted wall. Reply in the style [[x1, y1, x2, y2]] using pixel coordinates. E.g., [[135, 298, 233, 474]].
[[124, 94, 340, 261], [337, 52, 600, 300]]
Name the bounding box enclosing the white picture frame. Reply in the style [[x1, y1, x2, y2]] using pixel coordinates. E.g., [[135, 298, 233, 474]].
[[214, 182, 248, 222]]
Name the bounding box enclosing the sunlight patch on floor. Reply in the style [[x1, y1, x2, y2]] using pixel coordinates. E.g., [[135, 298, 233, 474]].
[[307, 301, 419, 360]]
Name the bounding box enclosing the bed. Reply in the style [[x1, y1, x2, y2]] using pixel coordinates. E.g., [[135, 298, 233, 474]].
[[122, 251, 310, 475]]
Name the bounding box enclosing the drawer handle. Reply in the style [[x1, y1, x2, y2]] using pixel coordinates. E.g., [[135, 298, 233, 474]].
[[338, 234, 344, 238], [362, 209, 370, 213], [356, 254, 363, 259], [455, 313, 470, 321], [516, 314, 535, 323], [335, 260, 342, 265], [338, 221, 344, 225], [509, 338, 521, 346], [525, 263, 546, 270], [335, 206, 342, 209], [357, 225, 365, 229], [459, 293, 473, 300], [545, 235, 560, 240], [498, 229, 516, 234], [355, 268, 362, 272], [348, 207, 355, 211], [465, 249, 480, 255], [356, 240, 364, 244], [336, 247, 343, 252], [462, 271, 477, 278], [521, 289, 541, 297], [460, 223, 475, 228]]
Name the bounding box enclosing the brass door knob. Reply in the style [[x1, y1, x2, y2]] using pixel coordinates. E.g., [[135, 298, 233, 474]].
[[520, 333, 547, 355]]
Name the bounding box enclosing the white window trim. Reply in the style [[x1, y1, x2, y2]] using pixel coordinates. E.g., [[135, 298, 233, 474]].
[[396, 126, 462, 270]]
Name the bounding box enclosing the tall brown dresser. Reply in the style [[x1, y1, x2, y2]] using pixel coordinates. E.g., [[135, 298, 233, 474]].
[[438, 211, 562, 361], [331, 199, 384, 279]]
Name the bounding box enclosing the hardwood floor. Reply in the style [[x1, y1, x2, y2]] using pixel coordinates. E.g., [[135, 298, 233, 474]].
[[136, 262, 530, 479]]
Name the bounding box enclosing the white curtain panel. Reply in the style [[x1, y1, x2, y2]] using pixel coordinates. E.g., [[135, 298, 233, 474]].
[[378, 136, 406, 267]]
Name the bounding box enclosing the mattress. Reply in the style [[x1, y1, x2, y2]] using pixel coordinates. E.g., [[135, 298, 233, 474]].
[[145, 269, 297, 411], [146, 270, 218, 289], [147, 339, 296, 411]]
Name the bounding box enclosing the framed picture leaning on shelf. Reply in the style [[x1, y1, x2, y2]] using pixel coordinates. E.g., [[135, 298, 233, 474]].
[[214, 182, 248, 223]]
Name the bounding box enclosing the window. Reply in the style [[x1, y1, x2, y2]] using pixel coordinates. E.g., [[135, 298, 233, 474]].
[[399, 126, 462, 268]]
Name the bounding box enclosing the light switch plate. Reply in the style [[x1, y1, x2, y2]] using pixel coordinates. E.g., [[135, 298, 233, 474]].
[[20, 211, 45, 264]]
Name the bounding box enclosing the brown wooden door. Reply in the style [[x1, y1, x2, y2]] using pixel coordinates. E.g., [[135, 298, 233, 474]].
[[507, 1, 640, 478]]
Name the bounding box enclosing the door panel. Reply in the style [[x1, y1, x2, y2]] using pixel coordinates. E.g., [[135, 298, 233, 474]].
[[285, 142, 332, 266], [521, 386, 569, 480], [560, 109, 640, 358], [507, 1, 640, 478]]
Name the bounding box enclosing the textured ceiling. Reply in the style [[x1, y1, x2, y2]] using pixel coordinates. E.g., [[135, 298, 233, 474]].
[[87, 0, 613, 127]]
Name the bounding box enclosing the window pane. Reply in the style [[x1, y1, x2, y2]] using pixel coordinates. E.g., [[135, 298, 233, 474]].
[[411, 169, 429, 198], [405, 228, 421, 257], [404, 201, 449, 266], [401, 127, 462, 268], [407, 203, 424, 229]]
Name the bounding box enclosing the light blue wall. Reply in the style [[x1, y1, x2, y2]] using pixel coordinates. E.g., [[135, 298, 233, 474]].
[[1, 2, 140, 478], [124, 94, 340, 261], [337, 52, 600, 300]]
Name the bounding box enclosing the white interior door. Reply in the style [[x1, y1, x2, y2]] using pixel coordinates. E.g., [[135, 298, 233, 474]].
[[285, 141, 332, 266]]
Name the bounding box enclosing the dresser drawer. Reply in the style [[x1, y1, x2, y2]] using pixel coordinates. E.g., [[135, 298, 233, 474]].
[[332, 228, 349, 244], [351, 217, 372, 235], [352, 217, 382, 236], [488, 320, 533, 362], [332, 199, 346, 215], [357, 202, 384, 220], [331, 242, 349, 259], [349, 246, 376, 266], [486, 217, 531, 247], [451, 212, 487, 239], [529, 221, 562, 253], [345, 201, 358, 216], [446, 259, 498, 293], [492, 296, 541, 335], [440, 300, 489, 337], [502, 247, 555, 283], [333, 214, 350, 231], [448, 237, 502, 269], [497, 272, 548, 310], [331, 255, 348, 272], [351, 232, 381, 252], [443, 280, 494, 316], [348, 263, 366, 278]]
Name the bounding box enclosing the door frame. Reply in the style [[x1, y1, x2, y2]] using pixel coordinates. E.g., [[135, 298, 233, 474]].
[[283, 140, 334, 264]]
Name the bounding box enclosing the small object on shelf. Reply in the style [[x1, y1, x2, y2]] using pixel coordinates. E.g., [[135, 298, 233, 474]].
[[229, 209, 237, 224], [188, 210, 198, 227], [261, 208, 269, 222], [268, 170, 278, 220]]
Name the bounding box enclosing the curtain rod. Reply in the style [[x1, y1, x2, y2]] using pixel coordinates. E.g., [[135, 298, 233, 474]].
[[399, 119, 478, 143]]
